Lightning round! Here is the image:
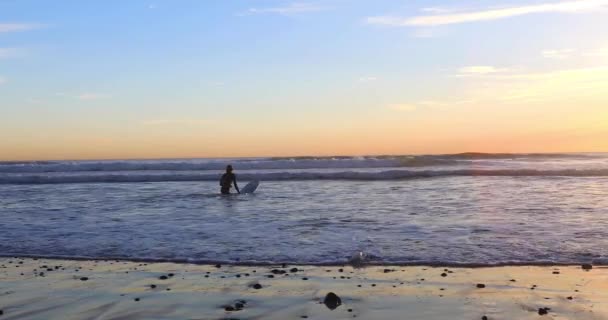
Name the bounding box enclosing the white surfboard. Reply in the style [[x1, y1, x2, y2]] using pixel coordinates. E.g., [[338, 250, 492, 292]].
[[240, 180, 259, 194]]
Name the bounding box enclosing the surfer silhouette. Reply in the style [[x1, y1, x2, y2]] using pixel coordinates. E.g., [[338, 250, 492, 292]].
[[220, 165, 240, 194]]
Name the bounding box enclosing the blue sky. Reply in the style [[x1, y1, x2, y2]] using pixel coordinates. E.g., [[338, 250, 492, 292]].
[[1, 0, 607, 160]]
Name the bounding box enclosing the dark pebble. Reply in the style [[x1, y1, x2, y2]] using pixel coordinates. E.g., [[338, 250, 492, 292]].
[[538, 307, 549, 315], [134, 298, 140, 302], [290, 268, 299, 273], [567, 296, 573, 300], [348, 309, 353, 312], [271, 269, 286, 275], [553, 271, 560, 274], [441, 273, 447, 277], [383, 269, 393, 273], [215, 264, 222, 268], [338, 268, 343, 272], [482, 316, 488, 320], [267, 275, 274, 278], [302, 277, 309, 280], [476, 283, 486, 288], [225, 306, 235, 311], [235, 302, 245, 309], [323, 292, 342, 310], [168, 273, 175, 277], [253, 283, 262, 289], [150, 284, 157, 289], [159, 275, 168, 280], [80, 277, 89, 281], [582, 264, 593, 271]]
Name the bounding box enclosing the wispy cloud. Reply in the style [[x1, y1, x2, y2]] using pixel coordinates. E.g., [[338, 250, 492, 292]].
[[388, 104, 417, 111], [542, 49, 576, 59], [0, 23, 42, 33], [141, 119, 211, 126], [366, 0, 608, 27], [0, 48, 21, 59], [56, 92, 111, 100], [240, 3, 327, 16], [583, 46, 608, 57], [358, 76, 378, 82], [457, 66, 512, 76]]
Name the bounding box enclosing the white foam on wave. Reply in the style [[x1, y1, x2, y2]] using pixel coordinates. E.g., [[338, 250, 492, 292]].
[[2, 168, 608, 184]]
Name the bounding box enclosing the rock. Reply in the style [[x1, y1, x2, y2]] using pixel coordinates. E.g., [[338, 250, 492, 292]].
[[582, 264, 593, 271], [323, 292, 342, 310], [383, 269, 393, 273], [224, 306, 235, 311], [476, 283, 486, 288], [302, 277, 309, 280], [168, 273, 175, 277], [134, 298, 140, 302], [482, 316, 488, 320], [80, 277, 89, 281], [567, 296, 573, 300], [538, 307, 549, 315], [215, 264, 222, 268], [150, 284, 156, 289], [552, 271, 560, 274], [159, 275, 168, 280], [441, 273, 447, 277], [252, 283, 262, 290], [271, 269, 286, 275], [290, 268, 299, 273]]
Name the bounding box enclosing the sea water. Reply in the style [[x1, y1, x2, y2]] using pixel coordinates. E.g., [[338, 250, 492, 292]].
[[1, 153, 608, 266]]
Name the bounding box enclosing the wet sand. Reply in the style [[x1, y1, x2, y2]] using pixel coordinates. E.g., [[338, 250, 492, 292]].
[[1, 258, 607, 319]]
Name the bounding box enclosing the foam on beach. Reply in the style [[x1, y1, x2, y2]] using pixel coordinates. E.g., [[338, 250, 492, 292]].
[[0, 258, 606, 319]]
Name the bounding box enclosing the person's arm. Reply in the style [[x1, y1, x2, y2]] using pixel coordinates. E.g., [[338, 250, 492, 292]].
[[234, 174, 240, 193]]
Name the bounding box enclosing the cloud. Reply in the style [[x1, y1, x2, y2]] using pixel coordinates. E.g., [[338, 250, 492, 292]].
[[0, 23, 42, 33], [240, 3, 327, 16], [0, 48, 21, 59], [388, 104, 417, 111], [358, 76, 378, 82], [366, 0, 608, 27], [457, 66, 512, 76], [55, 92, 111, 100], [542, 49, 576, 59], [141, 119, 211, 126], [583, 46, 608, 57]]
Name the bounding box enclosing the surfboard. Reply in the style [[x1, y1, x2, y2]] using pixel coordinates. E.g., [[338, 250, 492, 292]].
[[240, 180, 259, 194]]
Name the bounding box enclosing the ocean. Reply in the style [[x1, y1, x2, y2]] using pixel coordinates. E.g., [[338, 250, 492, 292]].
[[1, 153, 608, 266]]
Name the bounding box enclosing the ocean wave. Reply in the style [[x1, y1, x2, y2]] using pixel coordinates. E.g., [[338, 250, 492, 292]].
[[0, 153, 602, 173], [2, 169, 608, 184], [1, 253, 605, 267]]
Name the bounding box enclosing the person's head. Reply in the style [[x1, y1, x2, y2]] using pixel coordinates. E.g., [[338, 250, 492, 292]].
[[226, 165, 233, 173]]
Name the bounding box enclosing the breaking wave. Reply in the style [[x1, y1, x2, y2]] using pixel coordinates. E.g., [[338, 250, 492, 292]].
[[2, 168, 608, 184]]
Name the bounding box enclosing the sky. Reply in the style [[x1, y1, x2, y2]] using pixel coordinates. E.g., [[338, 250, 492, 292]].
[[1, 0, 607, 160]]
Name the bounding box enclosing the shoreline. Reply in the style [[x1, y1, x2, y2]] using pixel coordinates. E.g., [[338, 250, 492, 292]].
[[1, 255, 603, 268], [1, 257, 606, 319]]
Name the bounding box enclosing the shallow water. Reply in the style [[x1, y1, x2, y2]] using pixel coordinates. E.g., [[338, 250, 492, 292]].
[[2, 169, 608, 265]]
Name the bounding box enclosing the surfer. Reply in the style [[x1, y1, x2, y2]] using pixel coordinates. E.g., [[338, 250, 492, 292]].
[[220, 165, 240, 194]]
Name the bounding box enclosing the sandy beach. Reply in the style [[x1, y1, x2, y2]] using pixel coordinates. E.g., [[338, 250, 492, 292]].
[[0, 258, 606, 320]]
